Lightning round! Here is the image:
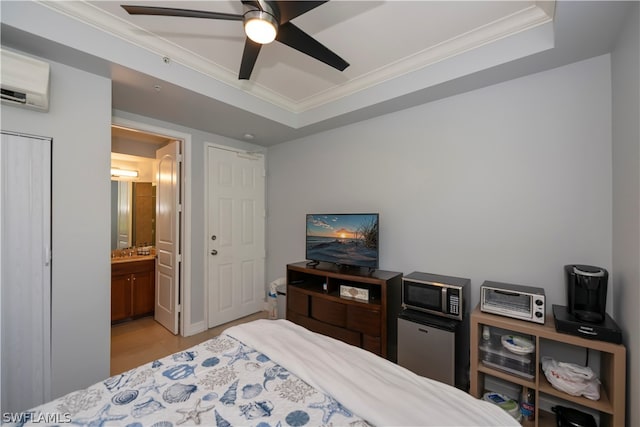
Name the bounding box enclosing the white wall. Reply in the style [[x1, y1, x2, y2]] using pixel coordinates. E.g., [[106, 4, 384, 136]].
[[267, 54, 613, 318], [611, 3, 640, 425], [1, 53, 111, 399]]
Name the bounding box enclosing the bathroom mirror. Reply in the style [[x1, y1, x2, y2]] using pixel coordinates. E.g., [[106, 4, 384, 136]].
[[110, 181, 156, 250], [110, 126, 169, 252]]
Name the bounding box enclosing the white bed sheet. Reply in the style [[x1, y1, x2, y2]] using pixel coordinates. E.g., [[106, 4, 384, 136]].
[[226, 319, 519, 427]]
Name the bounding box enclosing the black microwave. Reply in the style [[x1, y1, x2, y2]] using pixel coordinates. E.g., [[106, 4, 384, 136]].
[[402, 271, 470, 320]]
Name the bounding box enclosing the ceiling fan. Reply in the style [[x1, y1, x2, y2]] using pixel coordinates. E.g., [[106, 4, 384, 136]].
[[121, 0, 350, 80]]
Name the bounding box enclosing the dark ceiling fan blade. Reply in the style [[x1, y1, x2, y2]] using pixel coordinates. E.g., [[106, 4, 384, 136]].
[[241, 0, 263, 11], [121, 5, 243, 21], [275, 1, 327, 24], [239, 38, 263, 80], [276, 22, 349, 71]]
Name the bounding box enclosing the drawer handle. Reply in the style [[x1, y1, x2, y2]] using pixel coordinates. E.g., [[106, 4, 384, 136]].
[[418, 328, 429, 334]]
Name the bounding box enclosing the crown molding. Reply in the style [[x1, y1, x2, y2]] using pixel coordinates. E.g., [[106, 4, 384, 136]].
[[294, 2, 554, 111], [37, 1, 554, 115]]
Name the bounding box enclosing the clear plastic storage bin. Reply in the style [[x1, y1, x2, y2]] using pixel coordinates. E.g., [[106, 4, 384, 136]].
[[479, 326, 535, 379]]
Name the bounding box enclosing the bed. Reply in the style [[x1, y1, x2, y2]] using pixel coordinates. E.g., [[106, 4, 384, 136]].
[[23, 319, 519, 426]]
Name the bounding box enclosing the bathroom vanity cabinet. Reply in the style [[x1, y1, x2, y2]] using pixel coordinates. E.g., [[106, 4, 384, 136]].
[[111, 258, 155, 323]]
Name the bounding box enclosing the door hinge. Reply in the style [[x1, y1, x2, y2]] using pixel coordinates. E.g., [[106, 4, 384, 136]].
[[177, 204, 183, 212], [177, 304, 182, 313], [177, 154, 183, 162], [177, 254, 182, 263]]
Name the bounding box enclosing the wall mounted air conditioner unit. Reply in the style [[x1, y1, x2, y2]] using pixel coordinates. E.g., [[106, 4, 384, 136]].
[[1, 48, 50, 112]]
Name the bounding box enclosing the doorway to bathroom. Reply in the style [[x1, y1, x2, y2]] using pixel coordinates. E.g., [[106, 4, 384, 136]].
[[109, 117, 192, 338]]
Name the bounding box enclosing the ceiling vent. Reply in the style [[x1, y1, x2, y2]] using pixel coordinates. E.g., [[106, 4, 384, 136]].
[[1, 49, 50, 112]]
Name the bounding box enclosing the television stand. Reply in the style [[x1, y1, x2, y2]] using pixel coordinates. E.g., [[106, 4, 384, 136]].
[[286, 261, 402, 361], [331, 263, 376, 275]]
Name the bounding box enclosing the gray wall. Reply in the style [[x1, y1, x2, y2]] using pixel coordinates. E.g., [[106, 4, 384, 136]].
[[611, 3, 639, 426], [0, 49, 265, 398], [267, 54, 613, 320], [1, 55, 111, 399]]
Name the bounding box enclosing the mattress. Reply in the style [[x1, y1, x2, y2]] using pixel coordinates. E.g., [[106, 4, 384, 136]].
[[18, 319, 519, 426]]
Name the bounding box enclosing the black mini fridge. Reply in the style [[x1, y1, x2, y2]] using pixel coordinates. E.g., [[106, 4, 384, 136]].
[[397, 309, 469, 391]]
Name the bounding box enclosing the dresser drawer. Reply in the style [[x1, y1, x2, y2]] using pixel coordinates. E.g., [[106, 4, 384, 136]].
[[311, 297, 346, 327], [347, 305, 381, 336], [287, 286, 310, 316], [299, 315, 361, 348], [362, 334, 382, 356]]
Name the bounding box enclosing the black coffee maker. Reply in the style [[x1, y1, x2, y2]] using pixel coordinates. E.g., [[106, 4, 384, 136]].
[[564, 265, 608, 324]]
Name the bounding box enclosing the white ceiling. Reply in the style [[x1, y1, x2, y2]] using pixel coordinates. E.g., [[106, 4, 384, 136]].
[[0, 1, 633, 146], [83, 1, 552, 107]]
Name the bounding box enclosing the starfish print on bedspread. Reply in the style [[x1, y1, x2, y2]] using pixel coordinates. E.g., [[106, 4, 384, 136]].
[[308, 395, 352, 424], [70, 403, 127, 427], [175, 398, 215, 425], [223, 344, 256, 365], [137, 377, 166, 396]]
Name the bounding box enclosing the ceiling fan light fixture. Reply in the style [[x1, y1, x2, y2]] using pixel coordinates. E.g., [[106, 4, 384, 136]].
[[244, 10, 278, 44]]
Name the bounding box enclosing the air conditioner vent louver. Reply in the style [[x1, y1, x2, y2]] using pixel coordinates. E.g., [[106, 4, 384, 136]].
[[1, 49, 50, 112], [1, 88, 27, 104]]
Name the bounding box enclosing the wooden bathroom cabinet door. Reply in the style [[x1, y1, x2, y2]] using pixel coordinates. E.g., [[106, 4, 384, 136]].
[[111, 259, 155, 323], [132, 270, 155, 316], [111, 274, 133, 322]]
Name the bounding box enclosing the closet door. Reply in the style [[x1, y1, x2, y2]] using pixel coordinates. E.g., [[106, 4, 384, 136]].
[[0, 131, 52, 413]]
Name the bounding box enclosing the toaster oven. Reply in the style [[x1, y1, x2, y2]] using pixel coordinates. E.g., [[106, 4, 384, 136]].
[[480, 281, 546, 324]]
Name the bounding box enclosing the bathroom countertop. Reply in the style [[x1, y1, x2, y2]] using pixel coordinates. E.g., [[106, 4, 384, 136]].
[[111, 254, 156, 264]]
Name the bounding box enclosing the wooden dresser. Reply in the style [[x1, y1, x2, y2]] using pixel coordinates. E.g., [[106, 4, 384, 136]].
[[286, 261, 402, 361]]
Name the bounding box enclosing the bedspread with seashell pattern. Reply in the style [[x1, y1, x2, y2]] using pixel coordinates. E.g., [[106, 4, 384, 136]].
[[23, 332, 370, 427]]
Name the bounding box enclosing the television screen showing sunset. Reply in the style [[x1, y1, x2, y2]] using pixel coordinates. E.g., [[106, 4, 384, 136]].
[[306, 214, 379, 268]]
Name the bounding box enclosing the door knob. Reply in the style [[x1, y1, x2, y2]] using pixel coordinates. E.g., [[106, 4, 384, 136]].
[[211, 249, 218, 255]]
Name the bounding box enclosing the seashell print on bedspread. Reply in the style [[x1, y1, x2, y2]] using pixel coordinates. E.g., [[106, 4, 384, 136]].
[[23, 333, 371, 426]]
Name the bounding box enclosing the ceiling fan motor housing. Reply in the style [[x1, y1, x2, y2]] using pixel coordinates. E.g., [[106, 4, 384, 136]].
[[243, 1, 279, 44]]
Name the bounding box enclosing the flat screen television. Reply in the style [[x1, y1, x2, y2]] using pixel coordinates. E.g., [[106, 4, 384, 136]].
[[306, 213, 379, 269]]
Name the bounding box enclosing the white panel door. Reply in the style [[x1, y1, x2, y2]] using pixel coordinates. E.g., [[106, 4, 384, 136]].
[[0, 132, 51, 413], [155, 141, 181, 334], [207, 146, 265, 327]]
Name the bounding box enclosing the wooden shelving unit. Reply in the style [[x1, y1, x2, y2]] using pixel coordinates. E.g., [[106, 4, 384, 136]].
[[470, 305, 626, 427]]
